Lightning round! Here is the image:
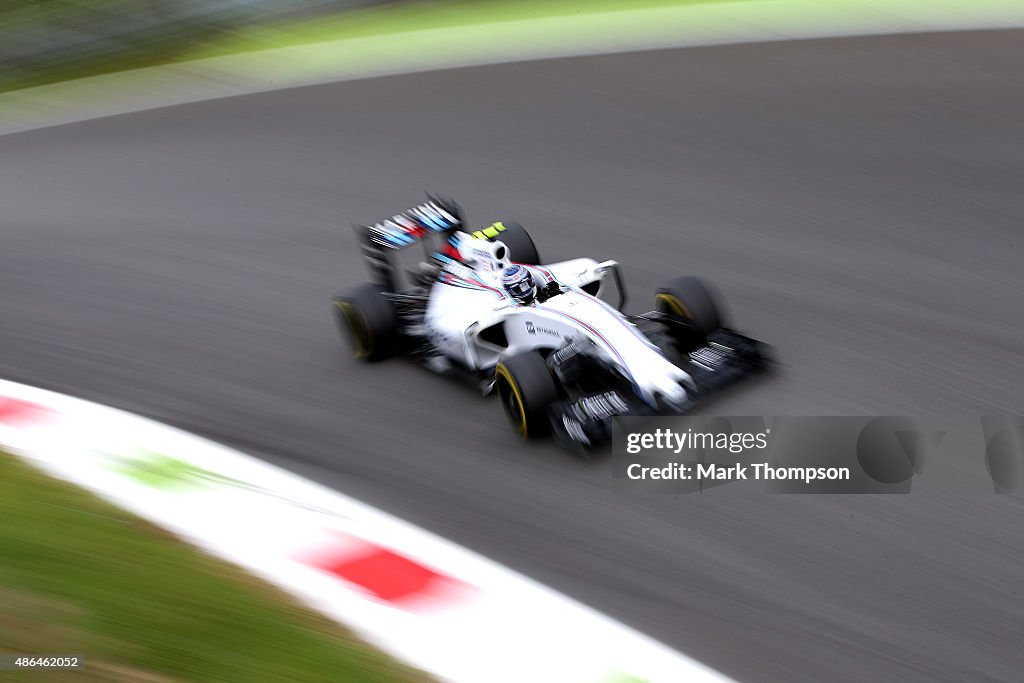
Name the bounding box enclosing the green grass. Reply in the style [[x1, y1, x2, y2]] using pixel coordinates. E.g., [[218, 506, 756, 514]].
[[0, 453, 430, 682], [6, 0, 1024, 94], [0, 0, 730, 92], [186, 0, 732, 59]]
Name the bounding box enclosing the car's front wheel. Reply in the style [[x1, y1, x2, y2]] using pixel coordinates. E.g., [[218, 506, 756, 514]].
[[495, 351, 560, 438], [655, 276, 724, 344]]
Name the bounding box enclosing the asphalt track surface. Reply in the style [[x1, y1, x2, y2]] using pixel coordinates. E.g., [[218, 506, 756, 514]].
[[3, 30, 1024, 682]]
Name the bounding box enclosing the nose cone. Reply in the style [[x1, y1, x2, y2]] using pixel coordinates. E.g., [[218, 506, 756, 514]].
[[649, 372, 691, 411]]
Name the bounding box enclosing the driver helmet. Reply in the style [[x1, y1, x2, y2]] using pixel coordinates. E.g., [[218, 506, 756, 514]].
[[502, 264, 537, 304]]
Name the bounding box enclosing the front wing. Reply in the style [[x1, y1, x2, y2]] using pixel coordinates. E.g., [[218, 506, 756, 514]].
[[549, 328, 772, 451]]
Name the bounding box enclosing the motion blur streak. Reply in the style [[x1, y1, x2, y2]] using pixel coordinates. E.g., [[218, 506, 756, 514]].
[[0, 0, 384, 91], [1, 31, 1023, 682]]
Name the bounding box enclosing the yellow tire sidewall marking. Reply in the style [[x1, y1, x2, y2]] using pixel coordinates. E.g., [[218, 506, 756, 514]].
[[656, 293, 691, 319], [336, 301, 373, 358], [495, 363, 528, 437]]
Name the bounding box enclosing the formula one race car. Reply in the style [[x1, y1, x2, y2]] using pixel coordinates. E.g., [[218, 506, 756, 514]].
[[333, 196, 770, 450]]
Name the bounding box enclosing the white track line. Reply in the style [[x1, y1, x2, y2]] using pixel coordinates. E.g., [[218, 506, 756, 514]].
[[0, 379, 734, 683]]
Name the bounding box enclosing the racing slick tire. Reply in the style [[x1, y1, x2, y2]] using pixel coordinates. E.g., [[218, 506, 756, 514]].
[[656, 276, 723, 339], [495, 351, 560, 438], [482, 221, 541, 265], [332, 284, 400, 362]]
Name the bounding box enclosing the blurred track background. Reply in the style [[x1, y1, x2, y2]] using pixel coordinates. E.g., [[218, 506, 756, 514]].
[[2, 6, 1024, 681], [0, 0, 377, 91]]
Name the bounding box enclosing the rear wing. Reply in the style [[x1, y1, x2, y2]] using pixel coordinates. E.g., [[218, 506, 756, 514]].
[[356, 195, 464, 289]]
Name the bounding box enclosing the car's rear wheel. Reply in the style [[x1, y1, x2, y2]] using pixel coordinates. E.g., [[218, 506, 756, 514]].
[[495, 351, 560, 438], [332, 284, 400, 361], [655, 276, 724, 340], [477, 220, 541, 265]]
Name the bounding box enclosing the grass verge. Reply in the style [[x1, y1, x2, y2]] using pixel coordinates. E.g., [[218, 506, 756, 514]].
[[1, 0, 729, 92], [0, 453, 430, 682], [185, 0, 730, 59]]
